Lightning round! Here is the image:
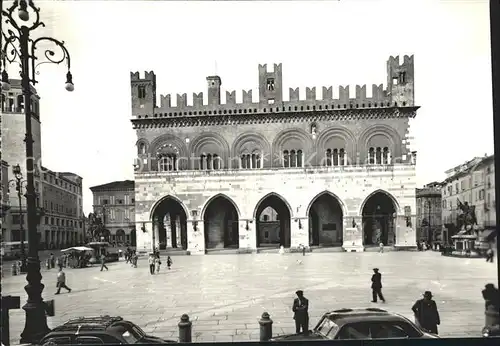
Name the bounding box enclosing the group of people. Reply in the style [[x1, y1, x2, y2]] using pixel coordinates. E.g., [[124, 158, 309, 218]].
[[291, 269, 442, 337], [124, 247, 139, 267], [148, 250, 172, 275]]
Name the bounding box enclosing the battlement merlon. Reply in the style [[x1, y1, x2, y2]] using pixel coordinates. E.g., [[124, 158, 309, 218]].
[[130, 55, 415, 115]]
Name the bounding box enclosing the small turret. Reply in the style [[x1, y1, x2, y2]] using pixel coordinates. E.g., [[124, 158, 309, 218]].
[[130, 71, 156, 117], [387, 55, 415, 107]]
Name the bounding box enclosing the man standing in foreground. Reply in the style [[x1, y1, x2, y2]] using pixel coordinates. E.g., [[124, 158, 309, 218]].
[[412, 291, 440, 334], [371, 268, 386, 303], [292, 290, 309, 335]]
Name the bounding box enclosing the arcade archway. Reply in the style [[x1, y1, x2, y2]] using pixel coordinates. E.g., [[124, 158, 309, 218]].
[[255, 193, 291, 248], [152, 196, 188, 250], [130, 228, 136, 247], [203, 195, 239, 249], [307, 192, 344, 247], [361, 191, 396, 246], [116, 229, 126, 244]]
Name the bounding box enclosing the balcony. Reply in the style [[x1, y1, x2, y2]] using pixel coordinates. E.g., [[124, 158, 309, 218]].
[[135, 163, 416, 179]]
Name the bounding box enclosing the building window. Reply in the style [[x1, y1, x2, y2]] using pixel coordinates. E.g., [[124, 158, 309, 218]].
[[138, 85, 146, 99], [282, 150, 303, 168], [368, 146, 390, 165], [199, 154, 221, 170], [324, 148, 346, 166], [266, 78, 275, 91], [158, 155, 177, 172], [103, 199, 109, 205], [263, 215, 269, 221], [240, 152, 262, 169]]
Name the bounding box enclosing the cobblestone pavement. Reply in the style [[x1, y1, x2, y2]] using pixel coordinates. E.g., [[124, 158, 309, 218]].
[[3, 251, 497, 344]]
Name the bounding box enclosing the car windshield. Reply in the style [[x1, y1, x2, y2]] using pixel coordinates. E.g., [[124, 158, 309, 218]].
[[316, 317, 340, 338], [121, 330, 140, 344]]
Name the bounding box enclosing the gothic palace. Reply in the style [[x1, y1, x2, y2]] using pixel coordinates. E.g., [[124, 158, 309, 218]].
[[131, 55, 418, 254]]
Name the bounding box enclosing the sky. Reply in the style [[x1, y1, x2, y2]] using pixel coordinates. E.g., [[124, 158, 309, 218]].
[[9, 0, 493, 215]]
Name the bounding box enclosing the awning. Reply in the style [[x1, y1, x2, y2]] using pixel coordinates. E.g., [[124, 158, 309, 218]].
[[61, 246, 93, 252]]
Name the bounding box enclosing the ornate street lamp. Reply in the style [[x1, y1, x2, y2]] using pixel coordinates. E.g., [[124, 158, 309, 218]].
[[8, 164, 28, 273], [1, 1, 74, 343]]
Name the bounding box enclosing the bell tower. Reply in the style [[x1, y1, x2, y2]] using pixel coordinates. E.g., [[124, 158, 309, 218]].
[[258, 63, 283, 106], [130, 71, 157, 117], [387, 55, 415, 107]]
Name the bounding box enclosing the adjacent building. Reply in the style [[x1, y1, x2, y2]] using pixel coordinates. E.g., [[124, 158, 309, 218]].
[[130, 55, 419, 254], [415, 182, 443, 243], [89, 180, 136, 246], [441, 154, 496, 244], [1, 80, 85, 248]]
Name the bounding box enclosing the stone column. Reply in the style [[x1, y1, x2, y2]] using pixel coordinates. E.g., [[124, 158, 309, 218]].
[[175, 215, 182, 248], [153, 218, 161, 250], [187, 219, 205, 255], [342, 216, 364, 252], [246, 219, 257, 252], [291, 217, 309, 249], [394, 215, 417, 248], [164, 214, 172, 248]]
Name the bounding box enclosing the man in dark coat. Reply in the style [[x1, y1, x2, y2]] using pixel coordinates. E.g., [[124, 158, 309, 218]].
[[292, 290, 309, 335], [412, 291, 440, 334], [371, 268, 385, 303]]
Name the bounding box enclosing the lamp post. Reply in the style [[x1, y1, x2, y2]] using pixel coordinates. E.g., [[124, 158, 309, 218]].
[[1, 1, 74, 343], [8, 164, 28, 272]]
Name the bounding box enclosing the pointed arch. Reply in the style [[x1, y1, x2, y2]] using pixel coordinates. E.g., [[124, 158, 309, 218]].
[[201, 193, 241, 219], [306, 190, 348, 216], [149, 195, 190, 220], [253, 192, 294, 219], [359, 189, 401, 215]]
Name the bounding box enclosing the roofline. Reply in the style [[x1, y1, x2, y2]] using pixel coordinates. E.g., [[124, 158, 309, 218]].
[[89, 180, 135, 192]]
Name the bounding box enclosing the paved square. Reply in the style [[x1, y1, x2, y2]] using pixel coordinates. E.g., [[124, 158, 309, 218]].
[[3, 251, 497, 344]]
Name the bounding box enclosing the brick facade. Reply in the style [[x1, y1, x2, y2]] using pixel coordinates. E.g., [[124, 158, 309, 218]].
[[131, 55, 419, 254]]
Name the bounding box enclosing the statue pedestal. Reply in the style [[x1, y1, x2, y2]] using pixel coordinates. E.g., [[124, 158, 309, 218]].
[[342, 227, 364, 252]]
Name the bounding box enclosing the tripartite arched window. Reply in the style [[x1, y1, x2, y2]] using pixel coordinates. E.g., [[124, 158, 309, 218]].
[[199, 153, 221, 170], [240, 151, 262, 169], [368, 147, 391, 165], [283, 149, 303, 168], [158, 154, 178, 172], [324, 148, 346, 166]]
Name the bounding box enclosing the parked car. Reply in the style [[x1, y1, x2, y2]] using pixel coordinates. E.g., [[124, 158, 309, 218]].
[[270, 308, 440, 341], [482, 325, 500, 337], [40, 315, 176, 345]]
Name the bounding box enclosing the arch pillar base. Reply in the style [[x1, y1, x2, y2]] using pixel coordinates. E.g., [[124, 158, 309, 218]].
[[187, 220, 205, 255], [291, 217, 309, 249], [394, 215, 418, 248], [342, 216, 364, 252]]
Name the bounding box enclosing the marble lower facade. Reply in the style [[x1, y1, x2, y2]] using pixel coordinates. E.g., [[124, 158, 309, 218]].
[[134, 164, 418, 255]]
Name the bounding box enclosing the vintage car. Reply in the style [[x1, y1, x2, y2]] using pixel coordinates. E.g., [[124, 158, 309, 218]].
[[87, 242, 120, 263], [270, 308, 440, 341], [40, 315, 176, 345], [482, 324, 500, 337]]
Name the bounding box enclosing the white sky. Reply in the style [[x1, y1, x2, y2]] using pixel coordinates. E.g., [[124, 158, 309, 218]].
[[14, 0, 493, 215]]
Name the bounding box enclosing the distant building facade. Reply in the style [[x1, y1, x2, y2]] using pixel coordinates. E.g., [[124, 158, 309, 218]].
[[1, 80, 85, 249], [130, 55, 419, 254], [89, 180, 136, 246], [441, 155, 496, 244], [1, 160, 10, 242], [415, 183, 443, 243]]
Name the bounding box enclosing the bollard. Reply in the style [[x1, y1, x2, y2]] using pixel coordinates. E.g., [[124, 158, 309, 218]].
[[259, 312, 273, 341], [178, 314, 192, 343]]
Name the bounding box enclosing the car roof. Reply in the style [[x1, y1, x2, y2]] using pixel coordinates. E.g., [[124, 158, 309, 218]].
[[49, 315, 126, 334], [323, 308, 409, 325]]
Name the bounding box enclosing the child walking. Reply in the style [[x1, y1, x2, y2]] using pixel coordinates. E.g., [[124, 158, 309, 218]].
[[155, 256, 161, 273], [167, 256, 172, 270], [55, 267, 71, 295]]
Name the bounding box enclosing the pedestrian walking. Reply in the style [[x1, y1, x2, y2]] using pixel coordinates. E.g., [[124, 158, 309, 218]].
[[100, 254, 108, 271], [155, 256, 161, 273], [412, 291, 440, 334], [379, 242, 384, 253], [55, 267, 71, 295], [292, 290, 309, 335], [486, 248, 494, 262], [148, 254, 155, 274], [166, 256, 172, 270], [371, 268, 386, 303]]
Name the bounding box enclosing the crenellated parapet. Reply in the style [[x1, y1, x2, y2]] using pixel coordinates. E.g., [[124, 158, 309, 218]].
[[130, 55, 415, 118]]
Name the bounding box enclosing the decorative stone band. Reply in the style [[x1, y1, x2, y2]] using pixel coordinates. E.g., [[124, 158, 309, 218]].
[[132, 107, 419, 129]]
